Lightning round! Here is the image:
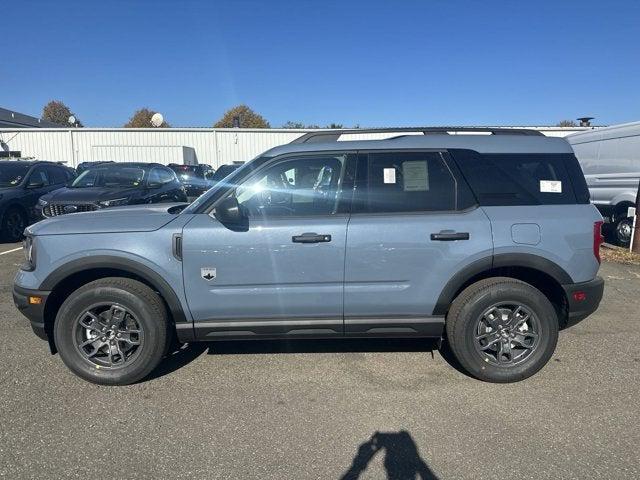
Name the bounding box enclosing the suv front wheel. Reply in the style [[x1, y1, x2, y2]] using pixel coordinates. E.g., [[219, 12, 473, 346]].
[[446, 277, 559, 383], [54, 277, 170, 385]]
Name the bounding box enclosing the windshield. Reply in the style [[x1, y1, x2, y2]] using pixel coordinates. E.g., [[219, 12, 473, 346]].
[[71, 166, 146, 188], [0, 164, 30, 187], [170, 165, 205, 180]]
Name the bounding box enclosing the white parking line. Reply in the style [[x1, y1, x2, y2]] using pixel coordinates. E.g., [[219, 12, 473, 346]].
[[0, 247, 22, 256]]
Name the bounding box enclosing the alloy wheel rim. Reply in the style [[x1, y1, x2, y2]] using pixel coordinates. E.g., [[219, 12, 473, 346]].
[[6, 212, 25, 239], [617, 220, 632, 243], [74, 303, 144, 369], [473, 303, 540, 366]]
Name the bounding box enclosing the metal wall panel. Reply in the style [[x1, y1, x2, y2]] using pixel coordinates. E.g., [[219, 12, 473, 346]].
[[0, 127, 587, 168]]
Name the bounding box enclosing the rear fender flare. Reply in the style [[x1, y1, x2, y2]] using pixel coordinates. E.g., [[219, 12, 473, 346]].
[[433, 253, 572, 315]]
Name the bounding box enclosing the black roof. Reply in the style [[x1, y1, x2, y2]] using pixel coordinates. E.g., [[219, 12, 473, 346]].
[[0, 159, 68, 166], [85, 162, 166, 169], [0, 107, 61, 128]]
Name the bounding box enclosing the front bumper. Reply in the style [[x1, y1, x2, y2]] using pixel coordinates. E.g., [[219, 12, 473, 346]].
[[12, 285, 50, 341], [562, 276, 604, 328]]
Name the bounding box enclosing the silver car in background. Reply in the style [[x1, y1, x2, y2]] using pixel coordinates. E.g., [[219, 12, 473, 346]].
[[567, 121, 640, 246]]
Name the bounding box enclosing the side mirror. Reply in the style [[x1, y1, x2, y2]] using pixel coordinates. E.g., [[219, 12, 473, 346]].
[[27, 181, 45, 189], [214, 196, 247, 227]]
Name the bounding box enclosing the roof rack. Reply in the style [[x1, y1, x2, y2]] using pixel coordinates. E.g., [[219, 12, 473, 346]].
[[290, 127, 544, 144]]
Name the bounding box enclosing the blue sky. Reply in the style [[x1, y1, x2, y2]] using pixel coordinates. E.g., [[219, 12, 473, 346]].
[[2, 0, 639, 127]]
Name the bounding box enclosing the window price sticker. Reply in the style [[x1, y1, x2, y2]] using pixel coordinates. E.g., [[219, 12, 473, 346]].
[[540, 180, 562, 193], [383, 168, 396, 184]]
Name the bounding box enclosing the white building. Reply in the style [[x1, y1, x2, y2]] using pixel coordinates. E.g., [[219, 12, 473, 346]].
[[0, 126, 593, 168]]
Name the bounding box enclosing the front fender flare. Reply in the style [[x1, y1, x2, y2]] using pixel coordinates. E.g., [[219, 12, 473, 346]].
[[40, 255, 192, 339]]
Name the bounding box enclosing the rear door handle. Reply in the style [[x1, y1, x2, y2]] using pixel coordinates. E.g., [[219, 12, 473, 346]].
[[430, 232, 470, 241], [292, 233, 332, 243]]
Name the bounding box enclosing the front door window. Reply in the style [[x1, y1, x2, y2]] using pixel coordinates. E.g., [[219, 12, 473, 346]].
[[234, 155, 348, 217]]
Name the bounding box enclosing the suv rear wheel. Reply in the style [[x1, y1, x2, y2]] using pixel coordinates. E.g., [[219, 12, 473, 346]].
[[2, 207, 27, 243], [54, 277, 169, 385], [446, 277, 558, 383]]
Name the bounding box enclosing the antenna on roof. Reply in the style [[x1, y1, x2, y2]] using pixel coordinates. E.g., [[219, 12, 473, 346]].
[[151, 113, 164, 127]]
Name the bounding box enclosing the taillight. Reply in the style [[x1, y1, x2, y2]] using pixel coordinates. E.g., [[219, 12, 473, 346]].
[[593, 221, 604, 263]]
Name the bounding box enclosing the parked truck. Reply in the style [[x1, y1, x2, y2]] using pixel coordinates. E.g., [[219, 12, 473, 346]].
[[567, 121, 640, 246]]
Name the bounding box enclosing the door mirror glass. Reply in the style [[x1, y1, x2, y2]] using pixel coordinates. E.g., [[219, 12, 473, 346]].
[[214, 196, 247, 228]]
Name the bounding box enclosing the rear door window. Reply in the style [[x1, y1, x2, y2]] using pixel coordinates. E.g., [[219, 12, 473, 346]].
[[355, 151, 460, 213], [451, 150, 580, 205], [149, 168, 175, 185]]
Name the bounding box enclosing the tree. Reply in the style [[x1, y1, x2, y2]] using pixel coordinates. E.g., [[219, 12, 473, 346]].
[[124, 108, 170, 128], [42, 100, 83, 127], [282, 121, 322, 129], [282, 121, 306, 129], [213, 105, 270, 128], [556, 120, 577, 127], [282, 121, 356, 129]]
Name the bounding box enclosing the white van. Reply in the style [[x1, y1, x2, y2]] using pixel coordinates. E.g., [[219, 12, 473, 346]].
[[567, 121, 640, 246]]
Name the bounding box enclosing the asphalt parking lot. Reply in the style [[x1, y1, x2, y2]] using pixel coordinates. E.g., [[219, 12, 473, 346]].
[[0, 243, 639, 479]]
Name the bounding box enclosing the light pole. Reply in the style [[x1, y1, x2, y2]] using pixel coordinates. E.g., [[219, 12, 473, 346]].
[[632, 180, 640, 253], [68, 116, 77, 167]]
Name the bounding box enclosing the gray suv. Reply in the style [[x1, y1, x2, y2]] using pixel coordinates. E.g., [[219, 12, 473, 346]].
[[13, 128, 604, 385]]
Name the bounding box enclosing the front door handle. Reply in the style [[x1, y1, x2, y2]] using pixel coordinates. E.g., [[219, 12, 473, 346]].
[[292, 233, 332, 243], [430, 231, 470, 241]]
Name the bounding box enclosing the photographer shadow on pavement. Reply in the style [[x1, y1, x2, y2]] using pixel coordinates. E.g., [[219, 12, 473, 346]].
[[340, 430, 439, 480]]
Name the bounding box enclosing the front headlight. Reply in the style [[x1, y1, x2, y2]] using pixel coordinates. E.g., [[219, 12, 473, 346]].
[[98, 197, 129, 208], [21, 235, 36, 271]]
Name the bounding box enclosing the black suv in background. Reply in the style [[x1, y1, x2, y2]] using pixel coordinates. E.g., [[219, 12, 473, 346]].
[[210, 163, 242, 183], [37, 162, 188, 218], [0, 160, 75, 242], [168, 164, 215, 200]]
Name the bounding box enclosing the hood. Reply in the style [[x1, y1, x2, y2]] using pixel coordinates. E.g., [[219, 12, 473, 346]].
[[0, 186, 21, 199], [27, 203, 188, 236], [42, 186, 142, 203]]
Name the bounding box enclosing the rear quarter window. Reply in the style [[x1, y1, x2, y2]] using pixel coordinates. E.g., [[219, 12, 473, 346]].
[[450, 150, 586, 206]]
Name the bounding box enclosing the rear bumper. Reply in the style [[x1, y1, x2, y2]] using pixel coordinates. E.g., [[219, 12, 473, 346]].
[[562, 276, 604, 328], [184, 186, 208, 198], [12, 285, 50, 341]]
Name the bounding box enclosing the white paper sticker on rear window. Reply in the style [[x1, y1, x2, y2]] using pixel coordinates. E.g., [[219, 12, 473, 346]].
[[402, 161, 429, 191], [540, 180, 562, 193], [383, 168, 396, 184]]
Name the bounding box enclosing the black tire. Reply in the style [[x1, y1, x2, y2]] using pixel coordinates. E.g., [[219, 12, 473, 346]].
[[445, 277, 558, 383], [54, 277, 169, 385], [1, 206, 27, 243]]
